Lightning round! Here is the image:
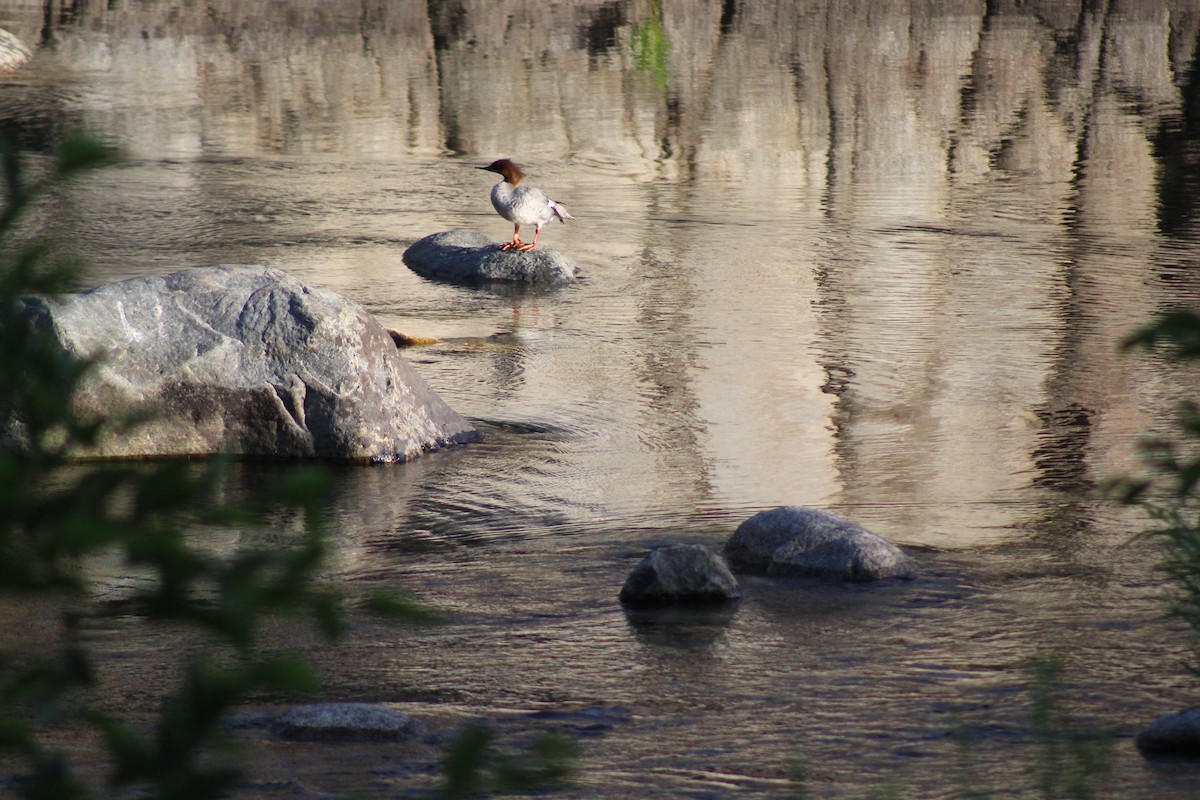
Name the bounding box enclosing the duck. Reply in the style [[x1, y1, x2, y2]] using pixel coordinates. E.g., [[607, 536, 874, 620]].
[[477, 158, 574, 252]]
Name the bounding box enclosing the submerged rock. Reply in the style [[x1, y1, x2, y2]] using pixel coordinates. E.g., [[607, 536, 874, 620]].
[[272, 703, 423, 742], [724, 506, 914, 582], [1137, 709, 1200, 758], [619, 544, 742, 606], [403, 230, 577, 287], [15, 265, 479, 461]]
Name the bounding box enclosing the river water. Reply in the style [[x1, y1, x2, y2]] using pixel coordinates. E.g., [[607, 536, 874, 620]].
[[2, 0, 1200, 797]]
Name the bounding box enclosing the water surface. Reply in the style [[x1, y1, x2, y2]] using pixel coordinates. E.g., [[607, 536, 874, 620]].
[[2, 1, 1200, 796]]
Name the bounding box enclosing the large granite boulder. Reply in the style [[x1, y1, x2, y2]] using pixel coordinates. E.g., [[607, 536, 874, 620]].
[[0, 29, 31, 74], [14, 265, 479, 462], [1137, 709, 1200, 758], [619, 544, 741, 606], [724, 506, 914, 582], [403, 230, 577, 287]]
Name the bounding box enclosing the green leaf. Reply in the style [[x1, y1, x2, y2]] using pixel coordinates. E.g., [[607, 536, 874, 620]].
[[363, 591, 440, 624], [439, 723, 493, 798], [55, 134, 120, 175]]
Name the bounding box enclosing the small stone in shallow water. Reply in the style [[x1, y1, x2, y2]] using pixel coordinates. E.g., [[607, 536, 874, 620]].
[[271, 703, 423, 742], [619, 544, 741, 606]]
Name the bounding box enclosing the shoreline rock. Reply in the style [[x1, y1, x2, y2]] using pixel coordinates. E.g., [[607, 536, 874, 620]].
[[403, 230, 578, 287], [14, 265, 480, 462]]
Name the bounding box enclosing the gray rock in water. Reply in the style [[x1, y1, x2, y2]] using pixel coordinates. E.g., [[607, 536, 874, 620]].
[[15, 265, 479, 462], [724, 506, 914, 582], [1137, 708, 1200, 758], [619, 544, 742, 606], [272, 703, 422, 742], [403, 230, 577, 287]]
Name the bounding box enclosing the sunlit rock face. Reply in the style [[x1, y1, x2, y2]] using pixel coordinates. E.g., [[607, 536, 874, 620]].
[[16, 265, 479, 462], [0, 29, 30, 74], [725, 506, 915, 582], [403, 230, 578, 287], [619, 544, 742, 606]]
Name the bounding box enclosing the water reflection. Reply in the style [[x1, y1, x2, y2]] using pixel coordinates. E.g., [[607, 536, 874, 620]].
[[3, 0, 1200, 796], [623, 603, 739, 651]]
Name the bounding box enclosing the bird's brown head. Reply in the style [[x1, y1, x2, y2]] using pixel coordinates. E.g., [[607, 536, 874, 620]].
[[478, 158, 524, 185]]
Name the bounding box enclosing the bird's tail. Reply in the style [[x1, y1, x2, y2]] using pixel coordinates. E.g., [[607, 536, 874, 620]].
[[549, 201, 574, 223]]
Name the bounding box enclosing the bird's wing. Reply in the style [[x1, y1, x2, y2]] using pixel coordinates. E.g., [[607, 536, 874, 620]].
[[548, 199, 574, 223]]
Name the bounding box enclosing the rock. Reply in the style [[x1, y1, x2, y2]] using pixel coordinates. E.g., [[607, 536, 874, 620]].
[[272, 703, 423, 742], [0, 30, 31, 74], [403, 230, 577, 287], [724, 506, 914, 582], [619, 544, 742, 606], [527, 705, 632, 735], [1137, 709, 1200, 758], [388, 329, 441, 347], [15, 265, 480, 462]]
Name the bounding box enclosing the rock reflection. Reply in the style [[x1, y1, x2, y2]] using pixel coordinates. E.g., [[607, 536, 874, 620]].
[[623, 603, 738, 651]]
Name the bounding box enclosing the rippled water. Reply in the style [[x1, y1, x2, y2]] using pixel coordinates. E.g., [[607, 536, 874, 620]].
[[4, 1, 1200, 796]]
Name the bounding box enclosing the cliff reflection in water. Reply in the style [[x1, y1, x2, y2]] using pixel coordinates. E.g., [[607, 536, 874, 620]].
[[2, 3, 1200, 793]]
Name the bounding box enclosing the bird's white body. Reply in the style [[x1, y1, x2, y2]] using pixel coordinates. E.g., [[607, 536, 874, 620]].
[[478, 158, 573, 251], [490, 181, 573, 233]]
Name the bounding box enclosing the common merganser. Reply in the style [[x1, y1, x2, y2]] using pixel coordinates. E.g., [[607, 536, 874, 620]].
[[477, 158, 574, 252]]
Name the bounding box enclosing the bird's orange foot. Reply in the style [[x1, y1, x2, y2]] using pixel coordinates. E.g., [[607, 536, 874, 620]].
[[499, 240, 521, 251], [516, 243, 537, 252]]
